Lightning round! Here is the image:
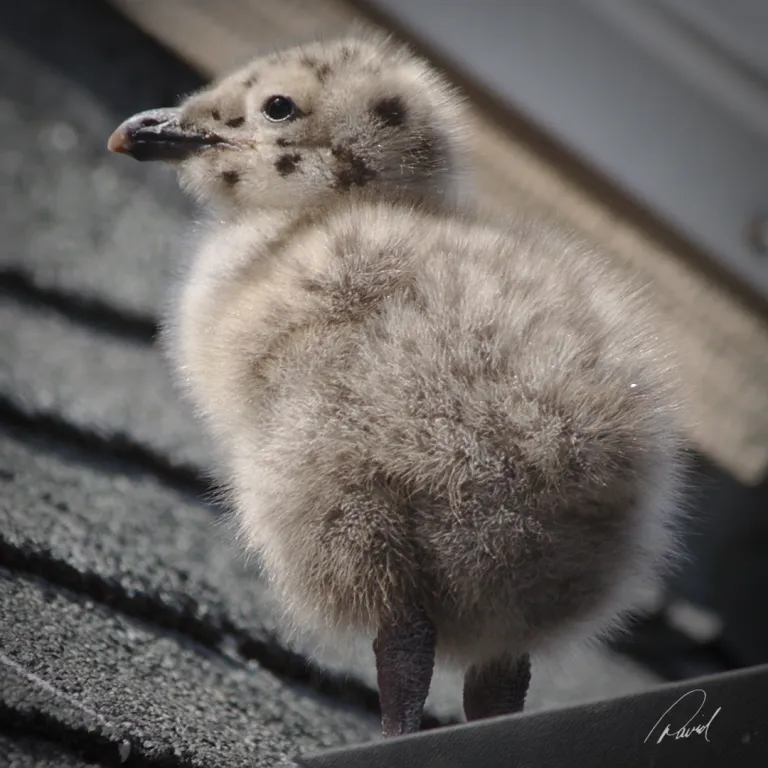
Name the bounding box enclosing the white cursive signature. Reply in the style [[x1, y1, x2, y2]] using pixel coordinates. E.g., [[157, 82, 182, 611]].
[[644, 689, 721, 745]]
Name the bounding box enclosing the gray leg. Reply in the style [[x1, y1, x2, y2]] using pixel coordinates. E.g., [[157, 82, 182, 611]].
[[373, 605, 436, 738], [463, 653, 531, 722]]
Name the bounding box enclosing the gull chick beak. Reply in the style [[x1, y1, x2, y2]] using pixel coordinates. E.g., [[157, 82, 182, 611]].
[[108, 107, 223, 162]]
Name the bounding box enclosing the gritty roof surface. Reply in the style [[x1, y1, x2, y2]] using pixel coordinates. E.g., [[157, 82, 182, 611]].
[[0, 0, 661, 765]]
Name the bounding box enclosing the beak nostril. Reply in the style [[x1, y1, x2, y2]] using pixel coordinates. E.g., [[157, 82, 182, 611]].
[[137, 115, 163, 128], [129, 108, 181, 132]]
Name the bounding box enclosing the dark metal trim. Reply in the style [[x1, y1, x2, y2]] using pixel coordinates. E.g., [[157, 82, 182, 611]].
[[296, 663, 768, 767]]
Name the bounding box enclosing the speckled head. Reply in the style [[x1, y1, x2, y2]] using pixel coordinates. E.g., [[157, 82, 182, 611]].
[[108, 34, 470, 212]]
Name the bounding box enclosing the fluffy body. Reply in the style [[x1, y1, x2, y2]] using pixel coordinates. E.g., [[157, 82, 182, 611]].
[[154, 35, 684, 670]]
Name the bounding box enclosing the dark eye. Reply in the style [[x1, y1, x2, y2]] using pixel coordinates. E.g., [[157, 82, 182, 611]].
[[262, 95, 297, 122]]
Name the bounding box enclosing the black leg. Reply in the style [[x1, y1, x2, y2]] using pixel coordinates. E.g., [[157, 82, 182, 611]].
[[463, 653, 531, 722], [373, 605, 436, 738]]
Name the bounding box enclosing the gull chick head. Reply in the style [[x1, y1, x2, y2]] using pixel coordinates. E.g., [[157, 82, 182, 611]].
[[108, 36, 468, 211]]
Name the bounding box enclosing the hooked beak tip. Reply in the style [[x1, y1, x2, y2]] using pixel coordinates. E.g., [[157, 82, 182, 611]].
[[107, 127, 132, 155]]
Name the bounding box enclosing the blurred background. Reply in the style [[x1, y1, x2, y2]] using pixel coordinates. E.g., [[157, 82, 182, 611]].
[[2, 0, 767, 727]]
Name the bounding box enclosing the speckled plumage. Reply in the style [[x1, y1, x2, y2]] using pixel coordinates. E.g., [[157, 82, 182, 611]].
[[110, 33, 686, 734]]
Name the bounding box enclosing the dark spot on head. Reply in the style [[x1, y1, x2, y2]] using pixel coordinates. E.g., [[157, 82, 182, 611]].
[[221, 170, 240, 187], [339, 46, 353, 61], [275, 152, 303, 176], [300, 55, 332, 84], [226, 116, 245, 128], [372, 96, 407, 127], [315, 63, 332, 83], [300, 55, 320, 73], [244, 74, 259, 87], [211, 108, 221, 121], [331, 145, 377, 190], [276, 137, 294, 147]]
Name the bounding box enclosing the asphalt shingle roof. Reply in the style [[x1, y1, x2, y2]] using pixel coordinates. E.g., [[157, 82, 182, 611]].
[[0, 294, 206, 475], [1, 571, 375, 767]]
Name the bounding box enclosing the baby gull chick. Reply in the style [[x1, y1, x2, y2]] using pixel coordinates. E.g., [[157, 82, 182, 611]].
[[109, 34, 685, 738]]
